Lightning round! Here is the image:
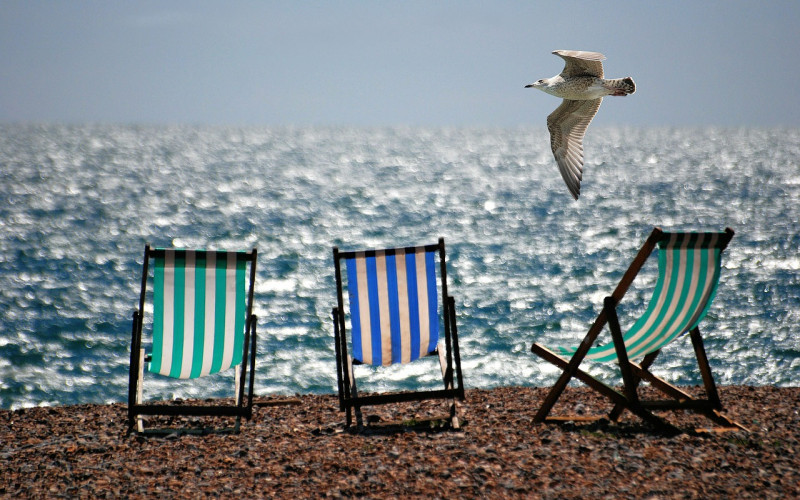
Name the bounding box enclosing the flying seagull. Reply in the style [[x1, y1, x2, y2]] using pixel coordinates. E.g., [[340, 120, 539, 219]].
[[526, 50, 635, 200]]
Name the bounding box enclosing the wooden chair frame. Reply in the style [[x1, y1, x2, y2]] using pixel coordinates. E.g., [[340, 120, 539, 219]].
[[531, 227, 748, 433], [332, 237, 465, 428], [127, 245, 258, 434]]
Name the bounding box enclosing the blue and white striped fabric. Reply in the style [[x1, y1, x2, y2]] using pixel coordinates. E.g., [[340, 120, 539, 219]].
[[345, 247, 440, 366]]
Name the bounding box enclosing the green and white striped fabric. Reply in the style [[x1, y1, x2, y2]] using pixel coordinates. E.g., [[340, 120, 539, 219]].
[[557, 232, 726, 363], [149, 249, 247, 379]]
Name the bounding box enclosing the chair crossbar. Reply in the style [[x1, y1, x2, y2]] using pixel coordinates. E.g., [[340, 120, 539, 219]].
[[345, 388, 464, 408], [639, 400, 717, 411], [130, 404, 252, 418]]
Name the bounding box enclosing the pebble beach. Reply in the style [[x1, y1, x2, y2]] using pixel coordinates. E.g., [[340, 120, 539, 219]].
[[2, 385, 799, 498]]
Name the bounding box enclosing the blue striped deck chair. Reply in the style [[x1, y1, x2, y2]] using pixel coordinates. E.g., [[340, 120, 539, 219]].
[[332, 238, 465, 428], [128, 246, 258, 434], [531, 228, 748, 433]]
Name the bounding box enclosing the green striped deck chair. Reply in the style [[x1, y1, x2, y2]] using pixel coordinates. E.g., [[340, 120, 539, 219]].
[[531, 228, 747, 433], [332, 238, 465, 428], [128, 246, 258, 434]]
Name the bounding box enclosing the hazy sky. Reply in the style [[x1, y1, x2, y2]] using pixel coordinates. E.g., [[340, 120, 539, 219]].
[[2, 1, 799, 127]]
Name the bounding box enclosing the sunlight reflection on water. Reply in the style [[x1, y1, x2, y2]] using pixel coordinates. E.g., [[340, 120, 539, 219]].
[[1, 124, 798, 409]]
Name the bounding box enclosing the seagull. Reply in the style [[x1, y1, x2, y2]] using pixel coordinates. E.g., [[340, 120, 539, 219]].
[[526, 50, 635, 200]]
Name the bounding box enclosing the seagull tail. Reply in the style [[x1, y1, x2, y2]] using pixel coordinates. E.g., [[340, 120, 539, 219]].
[[606, 77, 636, 96]]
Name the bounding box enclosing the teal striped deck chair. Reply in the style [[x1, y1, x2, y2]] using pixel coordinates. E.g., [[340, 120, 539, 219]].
[[332, 238, 465, 428], [531, 228, 747, 433], [128, 246, 258, 434]]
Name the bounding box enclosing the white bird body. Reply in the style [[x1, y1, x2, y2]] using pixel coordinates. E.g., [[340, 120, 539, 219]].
[[526, 50, 635, 200], [533, 75, 612, 100]]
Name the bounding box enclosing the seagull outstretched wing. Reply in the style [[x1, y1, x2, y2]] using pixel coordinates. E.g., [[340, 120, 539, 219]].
[[546, 98, 603, 200]]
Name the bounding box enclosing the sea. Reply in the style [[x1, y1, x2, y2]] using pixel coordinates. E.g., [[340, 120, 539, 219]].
[[1, 124, 798, 411]]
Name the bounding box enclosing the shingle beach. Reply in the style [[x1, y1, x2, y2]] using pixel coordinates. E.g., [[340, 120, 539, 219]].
[[2, 386, 799, 498]]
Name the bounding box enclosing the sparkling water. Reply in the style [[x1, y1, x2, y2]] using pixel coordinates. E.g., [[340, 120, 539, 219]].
[[1, 124, 798, 410]]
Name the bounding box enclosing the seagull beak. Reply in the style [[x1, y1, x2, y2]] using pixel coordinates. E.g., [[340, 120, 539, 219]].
[[524, 83, 534, 88]]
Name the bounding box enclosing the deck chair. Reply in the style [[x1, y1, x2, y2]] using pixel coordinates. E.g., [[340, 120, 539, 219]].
[[531, 227, 748, 433], [332, 237, 465, 428], [128, 245, 258, 434]]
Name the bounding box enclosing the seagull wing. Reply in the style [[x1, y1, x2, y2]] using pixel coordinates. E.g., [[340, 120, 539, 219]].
[[553, 50, 605, 78], [546, 98, 603, 200]]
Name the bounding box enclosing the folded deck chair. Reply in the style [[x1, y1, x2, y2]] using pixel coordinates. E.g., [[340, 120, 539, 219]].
[[531, 228, 747, 433], [332, 237, 465, 428], [128, 246, 258, 433]]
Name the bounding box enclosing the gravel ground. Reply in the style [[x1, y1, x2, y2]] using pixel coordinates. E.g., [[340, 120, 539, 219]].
[[2, 385, 799, 498]]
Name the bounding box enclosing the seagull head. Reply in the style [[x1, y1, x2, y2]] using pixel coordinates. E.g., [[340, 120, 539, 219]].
[[525, 79, 546, 90]]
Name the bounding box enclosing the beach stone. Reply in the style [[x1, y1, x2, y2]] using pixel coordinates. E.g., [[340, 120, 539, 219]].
[[1, 386, 800, 497]]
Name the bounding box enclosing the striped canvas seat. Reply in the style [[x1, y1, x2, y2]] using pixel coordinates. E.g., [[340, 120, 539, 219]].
[[128, 246, 258, 434], [150, 249, 248, 379], [333, 238, 465, 428], [556, 232, 725, 363], [343, 246, 440, 366], [531, 228, 747, 433]]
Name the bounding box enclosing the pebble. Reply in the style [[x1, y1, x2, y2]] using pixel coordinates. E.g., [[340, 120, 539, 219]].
[[1, 386, 799, 498]]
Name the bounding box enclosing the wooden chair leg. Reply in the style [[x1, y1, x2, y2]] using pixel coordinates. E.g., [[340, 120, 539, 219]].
[[609, 350, 659, 421], [438, 344, 460, 429], [333, 308, 346, 412], [447, 296, 465, 400], [246, 317, 257, 412], [531, 309, 609, 422], [234, 365, 242, 405], [136, 348, 145, 433], [605, 297, 640, 406], [128, 311, 142, 434], [345, 355, 363, 428], [604, 299, 683, 433], [233, 364, 243, 433], [689, 327, 722, 409], [531, 351, 575, 422]]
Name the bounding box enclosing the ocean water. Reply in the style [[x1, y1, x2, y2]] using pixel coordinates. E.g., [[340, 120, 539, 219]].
[[1, 124, 798, 410]]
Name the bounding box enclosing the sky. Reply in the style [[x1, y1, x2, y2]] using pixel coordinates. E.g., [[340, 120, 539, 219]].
[[2, 1, 799, 128]]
